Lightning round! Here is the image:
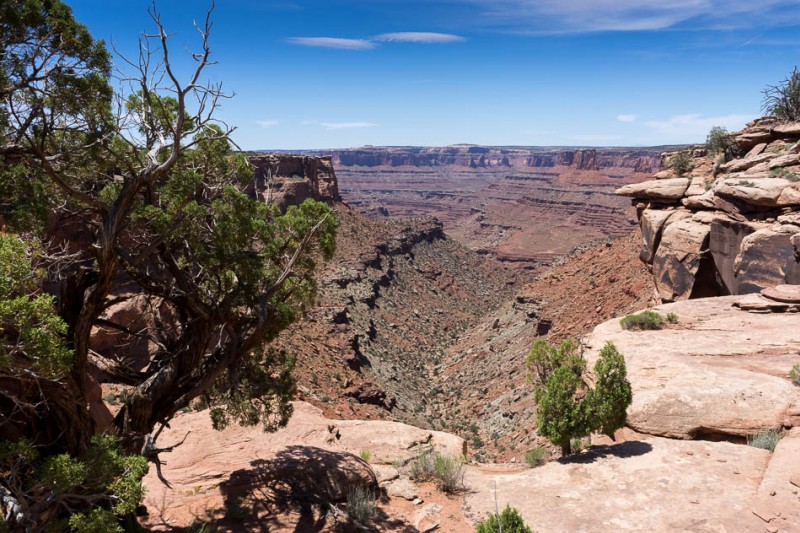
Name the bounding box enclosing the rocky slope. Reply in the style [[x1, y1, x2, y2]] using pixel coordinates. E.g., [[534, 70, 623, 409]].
[[617, 118, 800, 301], [314, 145, 671, 269], [422, 231, 654, 461], [271, 204, 519, 429]]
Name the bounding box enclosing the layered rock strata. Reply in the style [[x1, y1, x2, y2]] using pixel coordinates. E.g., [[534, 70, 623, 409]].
[[617, 118, 800, 301], [309, 145, 669, 269]]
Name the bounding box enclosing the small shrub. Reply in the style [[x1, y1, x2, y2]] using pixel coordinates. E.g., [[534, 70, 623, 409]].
[[570, 437, 587, 453], [434, 453, 464, 493], [359, 450, 372, 462], [669, 151, 694, 176], [346, 486, 377, 525], [524, 447, 548, 467], [747, 429, 782, 452], [666, 312, 679, 324], [409, 448, 437, 481], [620, 310, 664, 331], [475, 505, 533, 533], [408, 448, 464, 493], [762, 66, 800, 121], [706, 126, 735, 155], [790, 364, 800, 386], [737, 180, 756, 187]]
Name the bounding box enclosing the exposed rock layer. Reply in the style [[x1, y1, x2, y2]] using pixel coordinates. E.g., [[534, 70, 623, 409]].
[[305, 145, 669, 268], [618, 118, 800, 301]]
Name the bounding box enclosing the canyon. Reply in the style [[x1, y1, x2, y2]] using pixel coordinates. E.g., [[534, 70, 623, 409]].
[[299, 145, 673, 269], [123, 135, 799, 531]]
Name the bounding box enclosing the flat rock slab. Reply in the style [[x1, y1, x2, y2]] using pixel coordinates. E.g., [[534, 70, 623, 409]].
[[762, 284, 800, 303], [463, 436, 796, 532], [141, 401, 463, 529], [584, 296, 800, 439]]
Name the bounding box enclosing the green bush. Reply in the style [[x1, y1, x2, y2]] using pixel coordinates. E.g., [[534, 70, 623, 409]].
[[762, 66, 800, 121], [532, 341, 632, 455], [620, 310, 664, 331], [359, 450, 372, 462], [476, 505, 533, 533], [791, 364, 800, 386], [747, 429, 782, 452], [706, 126, 735, 156], [666, 312, 679, 324], [524, 447, 548, 467], [669, 151, 694, 176], [346, 486, 377, 525]]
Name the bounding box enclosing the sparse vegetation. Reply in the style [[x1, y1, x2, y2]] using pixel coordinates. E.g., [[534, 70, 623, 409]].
[[706, 126, 736, 157], [620, 310, 665, 331], [737, 180, 756, 187], [524, 447, 549, 467], [531, 340, 632, 455], [359, 450, 372, 462], [771, 167, 800, 182], [346, 486, 377, 526], [475, 505, 533, 533], [790, 364, 800, 386], [762, 66, 800, 121], [408, 448, 465, 493], [747, 429, 782, 452], [666, 312, 679, 324], [669, 151, 694, 176]]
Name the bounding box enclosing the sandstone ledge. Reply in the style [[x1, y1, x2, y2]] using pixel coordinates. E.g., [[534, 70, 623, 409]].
[[585, 295, 800, 440]]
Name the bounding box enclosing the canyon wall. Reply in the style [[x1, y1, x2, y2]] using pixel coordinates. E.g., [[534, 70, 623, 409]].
[[249, 154, 340, 209], [618, 118, 800, 301], [312, 146, 667, 269]]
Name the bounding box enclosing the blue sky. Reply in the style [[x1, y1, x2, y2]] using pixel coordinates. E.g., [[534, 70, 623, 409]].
[[71, 1, 800, 150]]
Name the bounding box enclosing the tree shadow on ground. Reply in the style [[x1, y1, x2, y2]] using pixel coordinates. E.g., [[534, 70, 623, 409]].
[[205, 445, 416, 532], [558, 440, 653, 465]]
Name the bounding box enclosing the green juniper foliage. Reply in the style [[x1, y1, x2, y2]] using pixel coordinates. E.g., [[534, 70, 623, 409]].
[[475, 505, 533, 533], [530, 340, 632, 455], [1, 1, 338, 529]]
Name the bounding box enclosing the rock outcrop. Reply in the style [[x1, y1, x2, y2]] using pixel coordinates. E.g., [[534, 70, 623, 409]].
[[617, 118, 800, 301], [584, 295, 800, 440], [141, 401, 464, 530], [249, 154, 340, 209]]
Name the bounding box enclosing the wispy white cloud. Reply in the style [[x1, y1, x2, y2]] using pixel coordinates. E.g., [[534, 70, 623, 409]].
[[645, 113, 753, 142], [257, 119, 280, 128], [286, 37, 375, 50], [303, 120, 378, 130], [462, 0, 800, 33], [374, 32, 466, 43], [287, 32, 466, 50], [617, 114, 638, 123]]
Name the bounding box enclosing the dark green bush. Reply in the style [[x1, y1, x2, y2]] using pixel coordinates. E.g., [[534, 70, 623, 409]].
[[476, 505, 533, 533], [706, 126, 736, 156], [620, 310, 664, 331], [669, 151, 694, 176], [524, 447, 548, 467]]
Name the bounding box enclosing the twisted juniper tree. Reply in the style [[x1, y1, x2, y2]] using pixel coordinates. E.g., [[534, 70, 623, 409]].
[[1, 1, 336, 529]]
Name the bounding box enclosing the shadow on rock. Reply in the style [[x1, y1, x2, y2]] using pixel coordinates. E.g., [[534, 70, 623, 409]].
[[211, 445, 413, 532], [558, 440, 653, 465]]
